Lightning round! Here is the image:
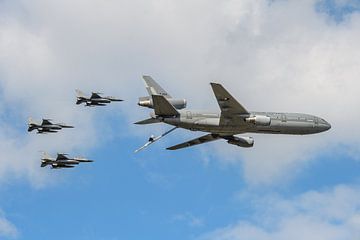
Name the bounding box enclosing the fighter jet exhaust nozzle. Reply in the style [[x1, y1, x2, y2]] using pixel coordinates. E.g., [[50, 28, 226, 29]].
[[245, 116, 271, 126], [227, 136, 254, 148]]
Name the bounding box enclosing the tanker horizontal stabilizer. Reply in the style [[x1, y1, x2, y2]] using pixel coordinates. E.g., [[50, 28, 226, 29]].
[[134, 118, 161, 125]]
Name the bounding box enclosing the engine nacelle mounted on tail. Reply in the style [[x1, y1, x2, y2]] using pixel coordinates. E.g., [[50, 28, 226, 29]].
[[227, 136, 254, 148], [138, 76, 187, 110], [245, 115, 271, 126], [138, 97, 187, 110]]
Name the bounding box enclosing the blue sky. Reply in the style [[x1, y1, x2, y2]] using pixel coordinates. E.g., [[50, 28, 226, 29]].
[[0, 0, 360, 239]]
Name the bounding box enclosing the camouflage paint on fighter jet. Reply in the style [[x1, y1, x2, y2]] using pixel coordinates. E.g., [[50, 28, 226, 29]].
[[40, 152, 78, 169], [76, 90, 123, 106], [28, 118, 74, 134], [40, 152, 93, 169]]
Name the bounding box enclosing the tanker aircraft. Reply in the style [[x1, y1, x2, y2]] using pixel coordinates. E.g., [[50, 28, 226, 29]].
[[135, 83, 331, 151], [76, 90, 123, 106], [28, 118, 74, 134]]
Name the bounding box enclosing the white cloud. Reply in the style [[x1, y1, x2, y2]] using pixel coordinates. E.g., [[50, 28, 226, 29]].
[[198, 185, 360, 240], [173, 212, 204, 228], [0, 211, 18, 239]]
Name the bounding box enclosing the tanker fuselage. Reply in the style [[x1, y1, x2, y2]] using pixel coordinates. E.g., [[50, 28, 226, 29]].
[[158, 110, 331, 136]]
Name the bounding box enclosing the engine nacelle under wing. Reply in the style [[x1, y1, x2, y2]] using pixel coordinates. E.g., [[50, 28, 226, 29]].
[[245, 115, 271, 126], [138, 97, 187, 110], [227, 136, 254, 148]]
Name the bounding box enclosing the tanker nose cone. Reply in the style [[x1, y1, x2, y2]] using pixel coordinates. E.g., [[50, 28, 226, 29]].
[[317, 117, 331, 133], [320, 122, 331, 132]]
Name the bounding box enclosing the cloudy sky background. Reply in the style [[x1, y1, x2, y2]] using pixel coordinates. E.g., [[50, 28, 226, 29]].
[[0, 0, 360, 239]]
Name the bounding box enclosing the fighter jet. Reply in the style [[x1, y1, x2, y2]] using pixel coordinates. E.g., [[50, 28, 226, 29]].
[[40, 152, 78, 169], [76, 90, 123, 106], [40, 152, 93, 169], [135, 82, 331, 151], [28, 118, 74, 134], [138, 76, 187, 110]]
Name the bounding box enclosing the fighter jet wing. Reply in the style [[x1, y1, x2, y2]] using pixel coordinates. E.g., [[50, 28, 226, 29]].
[[52, 163, 75, 169], [60, 165, 75, 168], [90, 92, 102, 99], [41, 119, 53, 125], [167, 134, 220, 150], [210, 83, 249, 125], [56, 153, 69, 161]]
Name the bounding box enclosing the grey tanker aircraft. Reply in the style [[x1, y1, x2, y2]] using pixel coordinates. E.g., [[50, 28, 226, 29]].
[[76, 90, 123, 106], [135, 82, 331, 151], [28, 118, 74, 134]]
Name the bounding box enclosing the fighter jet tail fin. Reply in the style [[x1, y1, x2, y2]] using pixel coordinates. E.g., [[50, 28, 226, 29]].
[[76, 89, 87, 104], [152, 95, 179, 116], [40, 151, 51, 159], [143, 76, 171, 98], [28, 117, 36, 125], [27, 117, 37, 132], [75, 89, 86, 98]]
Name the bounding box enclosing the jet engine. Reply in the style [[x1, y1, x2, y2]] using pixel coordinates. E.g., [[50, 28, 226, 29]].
[[227, 136, 254, 148], [245, 115, 271, 126], [138, 97, 187, 109]]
